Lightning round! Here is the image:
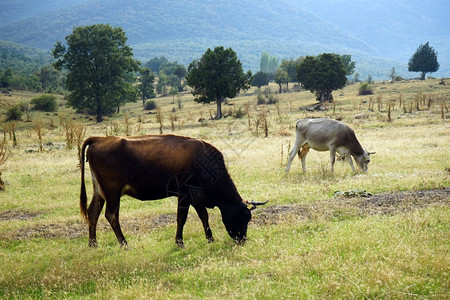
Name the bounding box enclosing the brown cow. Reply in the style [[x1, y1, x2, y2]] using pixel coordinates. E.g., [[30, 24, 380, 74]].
[[80, 134, 266, 248]]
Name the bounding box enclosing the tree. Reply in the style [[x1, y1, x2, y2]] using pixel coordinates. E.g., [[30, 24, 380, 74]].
[[145, 56, 168, 74], [138, 67, 155, 106], [296, 53, 347, 103], [156, 71, 168, 95], [173, 64, 186, 91], [53, 24, 139, 122], [186, 46, 251, 119], [259, 52, 279, 73], [280, 58, 299, 90], [251, 71, 269, 88], [388, 67, 397, 82], [37, 65, 61, 92], [408, 42, 439, 80], [339, 54, 356, 76], [1, 68, 13, 88], [274, 69, 288, 93]]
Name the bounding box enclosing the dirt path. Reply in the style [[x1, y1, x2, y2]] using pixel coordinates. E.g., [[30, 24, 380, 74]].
[[0, 188, 448, 240], [254, 187, 450, 225]]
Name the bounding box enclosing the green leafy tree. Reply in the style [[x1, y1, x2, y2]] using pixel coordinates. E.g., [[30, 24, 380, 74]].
[[156, 71, 168, 95], [408, 42, 439, 80], [1, 68, 13, 88], [173, 65, 186, 91], [186, 46, 252, 119], [274, 69, 288, 93], [138, 67, 155, 106], [268, 56, 279, 73], [260, 52, 279, 73], [339, 54, 356, 76], [279, 58, 298, 90], [37, 65, 61, 92], [297, 53, 347, 103], [251, 71, 269, 88], [52, 24, 139, 122], [145, 56, 168, 74]]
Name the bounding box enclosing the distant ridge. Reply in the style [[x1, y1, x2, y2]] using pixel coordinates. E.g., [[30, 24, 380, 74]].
[[0, 0, 448, 79]]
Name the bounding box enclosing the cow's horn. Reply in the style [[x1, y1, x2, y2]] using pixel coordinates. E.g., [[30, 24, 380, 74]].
[[245, 200, 268, 210], [368, 151, 376, 155], [246, 200, 268, 206]]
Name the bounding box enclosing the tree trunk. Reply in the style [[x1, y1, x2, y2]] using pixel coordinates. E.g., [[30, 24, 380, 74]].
[[96, 107, 103, 122], [421, 72, 426, 80], [216, 97, 223, 119]]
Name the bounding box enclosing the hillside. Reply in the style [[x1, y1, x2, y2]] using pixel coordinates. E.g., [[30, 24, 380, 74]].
[[0, 40, 53, 75], [0, 0, 448, 79], [289, 0, 450, 61]]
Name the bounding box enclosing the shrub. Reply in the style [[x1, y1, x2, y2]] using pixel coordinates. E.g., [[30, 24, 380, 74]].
[[30, 94, 57, 112], [145, 100, 157, 110], [267, 93, 279, 104], [256, 92, 266, 105], [6, 105, 22, 121], [358, 82, 373, 95]]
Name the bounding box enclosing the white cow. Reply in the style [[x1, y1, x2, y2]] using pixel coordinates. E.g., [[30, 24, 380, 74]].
[[286, 118, 374, 173]]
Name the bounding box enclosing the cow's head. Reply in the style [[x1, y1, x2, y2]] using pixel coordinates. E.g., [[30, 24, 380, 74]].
[[356, 150, 375, 172], [221, 200, 267, 244]]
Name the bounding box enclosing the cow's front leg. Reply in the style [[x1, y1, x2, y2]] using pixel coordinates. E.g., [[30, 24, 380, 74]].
[[346, 155, 356, 172], [286, 140, 302, 174], [87, 194, 105, 248], [175, 199, 190, 247], [193, 205, 214, 243]]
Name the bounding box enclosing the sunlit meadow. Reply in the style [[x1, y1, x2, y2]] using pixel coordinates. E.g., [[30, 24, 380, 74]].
[[0, 79, 449, 298]]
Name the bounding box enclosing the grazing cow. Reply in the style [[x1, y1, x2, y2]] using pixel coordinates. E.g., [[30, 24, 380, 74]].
[[285, 118, 374, 173], [80, 134, 267, 248]]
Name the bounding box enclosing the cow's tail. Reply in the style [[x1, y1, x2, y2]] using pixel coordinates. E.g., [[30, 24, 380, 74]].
[[80, 137, 95, 222]]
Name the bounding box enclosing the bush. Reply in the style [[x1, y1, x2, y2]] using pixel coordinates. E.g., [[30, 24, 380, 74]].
[[6, 105, 22, 121], [267, 93, 279, 104], [30, 94, 57, 112], [256, 92, 266, 105], [358, 82, 373, 95], [145, 100, 157, 110]]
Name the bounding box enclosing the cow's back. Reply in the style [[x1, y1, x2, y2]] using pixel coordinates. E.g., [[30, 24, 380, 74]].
[[296, 118, 363, 153], [85, 135, 205, 199]]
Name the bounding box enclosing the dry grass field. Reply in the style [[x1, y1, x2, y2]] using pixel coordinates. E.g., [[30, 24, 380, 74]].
[[0, 78, 449, 299]]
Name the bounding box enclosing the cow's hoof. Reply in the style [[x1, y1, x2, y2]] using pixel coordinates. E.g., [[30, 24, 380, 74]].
[[88, 239, 98, 248], [176, 238, 184, 248]]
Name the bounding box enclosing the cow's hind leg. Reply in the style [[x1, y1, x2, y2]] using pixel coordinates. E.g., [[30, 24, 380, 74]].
[[298, 147, 309, 173], [104, 194, 128, 247], [193, 205, 214, 243], [87, 193, 105, 248], [329, 147, 337, 172]]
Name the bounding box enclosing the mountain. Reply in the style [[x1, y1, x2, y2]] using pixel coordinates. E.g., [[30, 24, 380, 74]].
[[288, 0, 450, 63], [0, 40, 53, 75], [0, 0, 448, 80]]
